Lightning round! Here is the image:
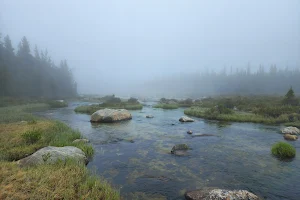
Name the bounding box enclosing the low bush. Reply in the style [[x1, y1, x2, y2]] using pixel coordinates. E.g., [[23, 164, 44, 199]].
[[271, 142, 296, 159]]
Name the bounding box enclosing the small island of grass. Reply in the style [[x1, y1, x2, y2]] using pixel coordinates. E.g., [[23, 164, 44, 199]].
[[153, 98, 195, 109], [184, 87, 300, 126], [75, 95, 143, 114], [271, 141, 296, 159]]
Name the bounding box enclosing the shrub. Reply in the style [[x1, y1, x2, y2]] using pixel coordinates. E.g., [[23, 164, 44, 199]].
[[21, 129, 42, 144], [128, 97, 138, 104], [271, 142, 296, 159]]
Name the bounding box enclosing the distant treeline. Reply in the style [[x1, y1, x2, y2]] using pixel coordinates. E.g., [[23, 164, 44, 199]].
[[146, 65, 300, 97], [0, 34, 77, 98]]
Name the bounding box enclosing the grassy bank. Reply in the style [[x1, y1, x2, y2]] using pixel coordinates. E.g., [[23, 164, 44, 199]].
[[0, 103, 120, 199], [75, 102, 143, 114], [153, 103, 179, 109], [184, 95, 300, 125], [0, 160, 120, 199]]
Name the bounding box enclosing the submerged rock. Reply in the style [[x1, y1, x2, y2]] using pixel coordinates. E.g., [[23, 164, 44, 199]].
[[281, 126, 300, 135], [179, 116, 195, 122], [185, 188, 260, 200], [90, 108, 132, 123], [191, 134, 215, 138], [171, 144, 189, 154], [146, 115, 154, 118], [187, 130, 193, 134], [17, 146, 88, 167], [73, 139, 89, 143], [283, 134, 298, 141]]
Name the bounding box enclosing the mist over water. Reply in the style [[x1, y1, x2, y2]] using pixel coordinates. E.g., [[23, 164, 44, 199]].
[[1, 0, 300, 97]]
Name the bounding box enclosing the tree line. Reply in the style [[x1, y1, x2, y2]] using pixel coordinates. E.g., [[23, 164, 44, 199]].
[[144, 64, 300, 97], [0, 33, 77, 98]]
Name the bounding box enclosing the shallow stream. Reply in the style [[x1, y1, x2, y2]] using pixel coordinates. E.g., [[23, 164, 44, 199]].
[[37, 102, 300, 200]]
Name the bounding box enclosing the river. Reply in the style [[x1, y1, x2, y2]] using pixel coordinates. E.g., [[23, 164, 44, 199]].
[[36, 102, 300, 200]]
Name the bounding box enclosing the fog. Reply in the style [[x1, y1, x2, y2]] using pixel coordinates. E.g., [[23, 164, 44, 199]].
[[1, 0, 299, 97]]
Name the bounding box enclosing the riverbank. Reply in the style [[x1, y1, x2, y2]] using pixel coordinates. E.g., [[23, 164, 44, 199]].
[[0, 103, 120, 199], [184, 95, 300, 126]]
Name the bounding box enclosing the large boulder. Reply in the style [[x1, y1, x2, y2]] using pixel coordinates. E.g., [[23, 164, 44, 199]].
[[17, 146, 88, 167], [185, 188, 260, 200], [179, 116, 195, 122], [90, 108, 132, 123], [281, 126, 300, 135], [283, 134, 298, 141]]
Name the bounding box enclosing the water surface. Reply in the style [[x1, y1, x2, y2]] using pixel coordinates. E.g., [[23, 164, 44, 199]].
[[37, 102, 300, 200]]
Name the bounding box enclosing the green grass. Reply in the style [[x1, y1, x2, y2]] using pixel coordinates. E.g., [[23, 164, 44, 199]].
[[45, 100, 68, 108], [271, 142, 296, 159], [75, 102, 143, 114], [0, 103, 50, 124], [0, 102, 119, 200], [153, 103, 179, 109], [184, 107, 293, 124], [0, 120, 94, 161], [184, 95, 300, 125], [0, 160, 120, 200]]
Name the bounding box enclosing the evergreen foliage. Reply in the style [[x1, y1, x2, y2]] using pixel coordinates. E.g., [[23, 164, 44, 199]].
[[0, 33, 77, 98]]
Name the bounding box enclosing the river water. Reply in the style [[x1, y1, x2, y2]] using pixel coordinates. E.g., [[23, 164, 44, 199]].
[[37, 102, 300, 200]]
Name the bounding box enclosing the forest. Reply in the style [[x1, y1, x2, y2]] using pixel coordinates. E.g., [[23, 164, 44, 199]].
[[0, 33, 77, 98], [144, 65, 300, 97]]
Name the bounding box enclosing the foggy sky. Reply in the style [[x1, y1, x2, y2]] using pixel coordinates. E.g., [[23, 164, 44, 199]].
[[1, 0, 299, 95]]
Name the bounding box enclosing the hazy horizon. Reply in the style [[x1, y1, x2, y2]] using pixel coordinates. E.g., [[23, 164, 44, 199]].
[[1, 0, 300, 96]]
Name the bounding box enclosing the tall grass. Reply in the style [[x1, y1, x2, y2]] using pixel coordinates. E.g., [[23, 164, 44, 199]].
[[0, 160, 120, 200], [0, 120, 93, 161]]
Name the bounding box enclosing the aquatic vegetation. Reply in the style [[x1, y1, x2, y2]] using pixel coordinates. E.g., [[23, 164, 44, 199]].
[[271, 142, 296, 159]]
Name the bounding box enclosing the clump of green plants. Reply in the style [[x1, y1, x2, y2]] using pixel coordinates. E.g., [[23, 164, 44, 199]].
[[153, 103, 179, 109], [21, 129, 42, 144], [46, 100, 68, 108], [271, 141, 296, 159]]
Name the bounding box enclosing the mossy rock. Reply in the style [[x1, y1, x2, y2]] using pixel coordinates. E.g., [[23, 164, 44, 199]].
[[271, 142, 296, 159]]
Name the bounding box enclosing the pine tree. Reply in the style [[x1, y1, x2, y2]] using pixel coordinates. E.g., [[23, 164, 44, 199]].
[[4, 35, 14, 54], [17, 36, 30, 57]]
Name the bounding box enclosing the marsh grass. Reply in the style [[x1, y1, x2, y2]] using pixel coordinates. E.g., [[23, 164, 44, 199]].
[[0, 160, 120, 200], [184, 96, 300, 125], [0, 120, 94, 161], [75, 102, 143, 114], [0, 103, 49, 124], [271, 142, 296, 159], [153, 103, 179, 109]]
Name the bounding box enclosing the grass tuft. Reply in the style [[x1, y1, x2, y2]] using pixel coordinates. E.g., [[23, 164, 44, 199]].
[[153, 103, 179, 109], [271, 142, 296, 159]]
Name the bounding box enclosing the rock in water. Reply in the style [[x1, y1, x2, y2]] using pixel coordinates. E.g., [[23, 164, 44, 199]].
[[171, 144, 189, 154], [146, 115, 154, 118], [283, 134, 298, 141], [90, 108, 132, 123], [281, 126, 300, 135], [187, 130, 193, 134], [179, 116, 195, 122], [17, 146, 88, 167], [185, 188, 260, 200]]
